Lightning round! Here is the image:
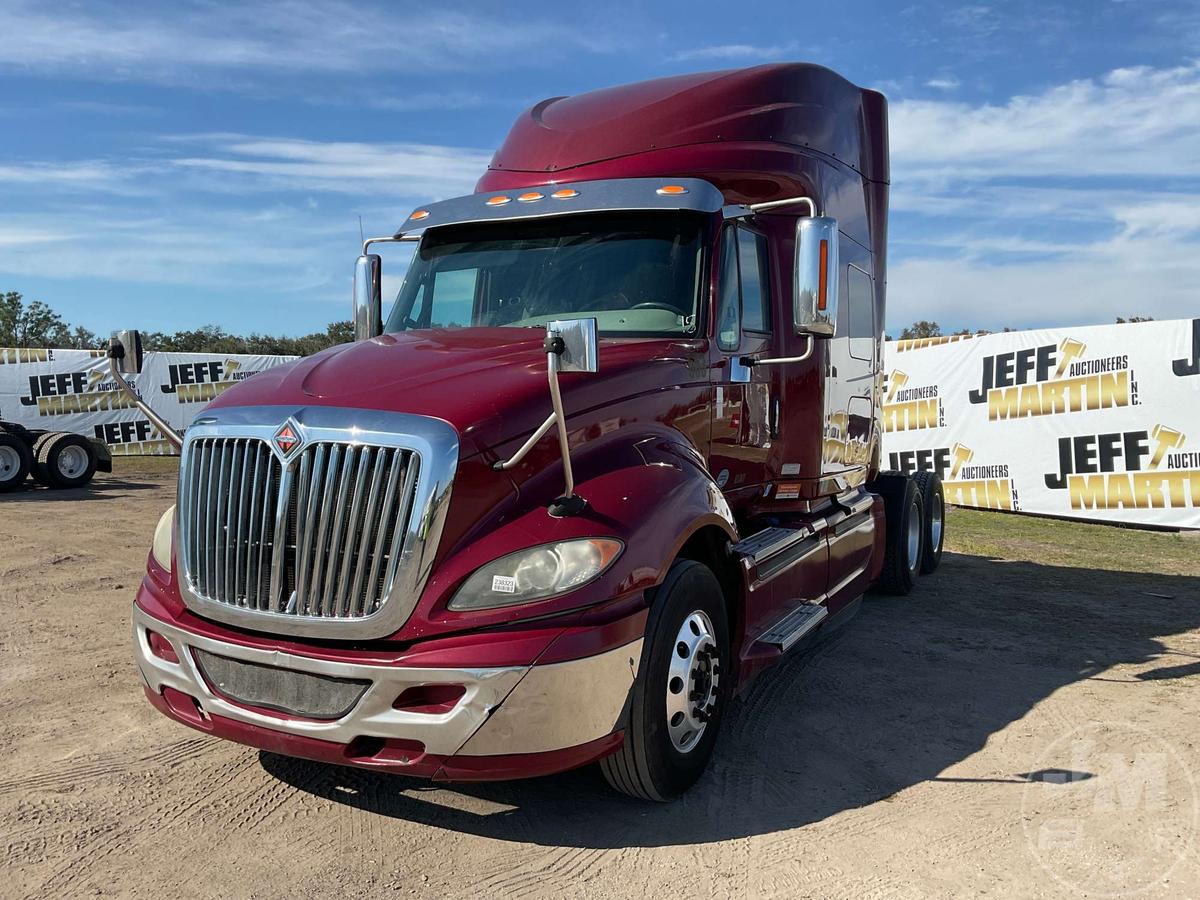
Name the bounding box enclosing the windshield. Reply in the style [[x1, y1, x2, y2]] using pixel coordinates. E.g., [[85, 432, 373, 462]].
[[384, 211, 706, 337]]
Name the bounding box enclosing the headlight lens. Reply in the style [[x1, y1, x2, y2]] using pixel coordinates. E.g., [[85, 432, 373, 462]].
[[151, 505, 175, 571], [448, 538, 623, 611]]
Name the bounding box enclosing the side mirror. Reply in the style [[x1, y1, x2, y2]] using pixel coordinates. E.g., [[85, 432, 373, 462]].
[[794, 216, 839, 337], [353, 254, 383, 341], [109, 329, 144, 375], [546, 318, 599, 373]]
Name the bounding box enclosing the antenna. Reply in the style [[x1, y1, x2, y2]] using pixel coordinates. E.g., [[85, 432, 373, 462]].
[[357, 215, 364, 245]]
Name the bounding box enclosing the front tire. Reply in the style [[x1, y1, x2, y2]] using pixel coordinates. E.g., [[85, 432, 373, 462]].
[[601, 559, 730, 801]]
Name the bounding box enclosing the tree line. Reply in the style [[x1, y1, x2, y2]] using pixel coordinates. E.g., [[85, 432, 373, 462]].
[[1, 291, 352, 356], [3, 290, 1156, 354]]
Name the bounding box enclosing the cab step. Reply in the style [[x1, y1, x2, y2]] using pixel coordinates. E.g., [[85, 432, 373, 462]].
[[730, 526, 811, 564], [757, 603, 829, 653]]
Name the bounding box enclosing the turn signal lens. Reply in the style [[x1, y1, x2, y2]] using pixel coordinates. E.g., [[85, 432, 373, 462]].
[[409, 209, 430, 220], [656, 184, 688, 195], [550, 188, 579, 199], [817, 238, 830, 311], [517, 191, 544, 202], [448, 538, 623, 610], [485, 195, 511, 206]]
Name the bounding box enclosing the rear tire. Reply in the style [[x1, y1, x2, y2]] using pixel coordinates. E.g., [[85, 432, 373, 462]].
[[912, 471, 945, 574], [0, 434, 33, 492], [30, 432, 59, 486], [37, 432, 98, 489], [871, 474, 924, 596], [601, 559, 730, 801]]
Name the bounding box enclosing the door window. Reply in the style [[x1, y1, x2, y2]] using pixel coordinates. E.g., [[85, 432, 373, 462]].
[[716, 227, 740, 351], [715, 225, 772, 350], [737, 229, 772, 334]]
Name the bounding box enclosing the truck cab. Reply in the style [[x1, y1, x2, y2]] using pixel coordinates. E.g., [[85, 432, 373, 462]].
[[127, 63, 943, 800]]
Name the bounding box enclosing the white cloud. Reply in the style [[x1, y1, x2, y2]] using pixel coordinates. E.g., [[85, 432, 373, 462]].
[[887, 62, 1200, 331], [669, 43, 799, 63], [169, 135, 490, 197], [925, 77, 960, 90], [0, 1, 610, 81], [892, 62, 1200, 180]]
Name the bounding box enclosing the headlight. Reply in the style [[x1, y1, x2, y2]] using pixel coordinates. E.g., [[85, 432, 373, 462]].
[[448, 538, 623, 611], [151, 505, 175, 571]]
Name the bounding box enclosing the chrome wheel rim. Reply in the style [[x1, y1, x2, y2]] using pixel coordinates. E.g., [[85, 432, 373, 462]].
[[930, 493, 944, 552], [907, 500, 922, 575], [57, 445, 89, 479], [665, 610, 719, 753], [0, 445, 19, 481]]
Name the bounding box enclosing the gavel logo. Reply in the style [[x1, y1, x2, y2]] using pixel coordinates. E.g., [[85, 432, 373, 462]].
[[885, 370, 908, 403], [1149, 424, 1186, 470], [950, 443, 974, 479], [1054, 338, 1086, 378]]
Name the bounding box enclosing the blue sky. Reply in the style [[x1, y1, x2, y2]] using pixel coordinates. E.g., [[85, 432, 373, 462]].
[[1, 0, 1197, 337]]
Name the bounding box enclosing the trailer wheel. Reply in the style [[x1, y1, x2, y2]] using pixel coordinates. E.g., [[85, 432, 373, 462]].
[[872, 474, 924, 596], [0, 433, 33, 492], [912, 471, 945, 574], [600, 559, 730, 801], [37, 433, 98, 489]]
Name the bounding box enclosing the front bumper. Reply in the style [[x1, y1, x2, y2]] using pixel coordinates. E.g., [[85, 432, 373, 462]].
[[133, 603, 642, 780]]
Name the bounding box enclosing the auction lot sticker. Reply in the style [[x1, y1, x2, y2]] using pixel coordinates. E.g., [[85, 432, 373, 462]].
[[1021, 722, 1198, 895]]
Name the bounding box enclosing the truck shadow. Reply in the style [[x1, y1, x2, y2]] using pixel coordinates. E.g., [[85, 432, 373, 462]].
[[2, 478, 162, 502], [261, 552, 1200, 848]]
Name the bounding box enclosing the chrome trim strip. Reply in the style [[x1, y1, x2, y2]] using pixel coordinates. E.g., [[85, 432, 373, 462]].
[[176, 405, 459, 640]]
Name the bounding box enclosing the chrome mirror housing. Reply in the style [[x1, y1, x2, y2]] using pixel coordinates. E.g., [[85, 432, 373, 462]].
[[109, 329, 144, 375], [547, 317, 599, 374], [794, 216, 839, 337], [353, 254, 383, 341]]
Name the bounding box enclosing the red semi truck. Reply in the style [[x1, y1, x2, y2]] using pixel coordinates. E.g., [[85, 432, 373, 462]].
[[117, 63, 945, 800]]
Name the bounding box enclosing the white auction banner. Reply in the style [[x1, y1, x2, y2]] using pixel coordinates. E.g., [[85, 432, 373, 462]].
[[881, 317, 1200, 529], [0, 348, 296, 455]]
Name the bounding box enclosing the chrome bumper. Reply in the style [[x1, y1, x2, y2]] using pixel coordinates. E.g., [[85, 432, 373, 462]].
[[133, 605, 641, 758]]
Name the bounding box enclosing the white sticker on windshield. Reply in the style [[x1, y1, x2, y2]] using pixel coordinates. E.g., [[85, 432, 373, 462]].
[[491, 575, 518, 594]]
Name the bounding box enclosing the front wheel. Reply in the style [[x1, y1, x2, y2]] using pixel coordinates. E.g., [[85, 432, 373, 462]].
[[601, 560, 730, 801]]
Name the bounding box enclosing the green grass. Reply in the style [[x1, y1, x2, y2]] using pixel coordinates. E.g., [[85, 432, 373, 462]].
[[946, 506, 1200, 577]]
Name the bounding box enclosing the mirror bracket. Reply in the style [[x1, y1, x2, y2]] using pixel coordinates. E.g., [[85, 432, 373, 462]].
[[107, 331, 183, 450], [740, 335, 816, 368]]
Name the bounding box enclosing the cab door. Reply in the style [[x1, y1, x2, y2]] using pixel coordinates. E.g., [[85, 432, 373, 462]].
[[710, 223, 777, 503]]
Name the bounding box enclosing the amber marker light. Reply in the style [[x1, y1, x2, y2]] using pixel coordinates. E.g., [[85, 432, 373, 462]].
[[656, 184, 688, 195], [817, 239, 830, 311], [409, 209, 430, 220], [486, 195, 512, 206], [551, 188, 579, 199], [517, 191, 545, 202]]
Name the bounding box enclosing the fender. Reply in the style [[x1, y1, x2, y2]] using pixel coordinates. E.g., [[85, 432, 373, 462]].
[[410, 435, 738, 641]]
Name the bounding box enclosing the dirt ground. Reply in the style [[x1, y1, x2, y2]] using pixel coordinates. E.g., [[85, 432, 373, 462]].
[[2, 464, 1199, 899]]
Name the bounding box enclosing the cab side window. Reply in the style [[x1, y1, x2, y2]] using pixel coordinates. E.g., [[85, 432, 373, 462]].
[[738, 229, 771, 334], [716, 227, 740, 351], [716, 225, 772, 350]]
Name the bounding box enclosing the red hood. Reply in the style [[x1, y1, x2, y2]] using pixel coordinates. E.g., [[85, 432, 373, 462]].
[[207, 328, 705, 456]]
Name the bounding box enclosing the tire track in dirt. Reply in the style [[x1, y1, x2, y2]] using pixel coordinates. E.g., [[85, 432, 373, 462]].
[[0, 736, 222, 796], [32, 750, 260, 897]]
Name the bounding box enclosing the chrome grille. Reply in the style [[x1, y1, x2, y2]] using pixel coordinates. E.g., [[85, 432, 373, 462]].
[[181, 438, 420, 620]]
